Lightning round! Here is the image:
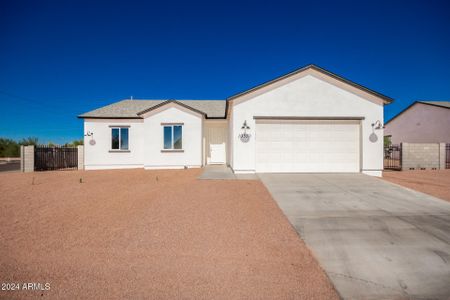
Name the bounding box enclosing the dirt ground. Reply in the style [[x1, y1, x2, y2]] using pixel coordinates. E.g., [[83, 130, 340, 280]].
[[382, 169, 450, 202], [0, 169, 338, 299]]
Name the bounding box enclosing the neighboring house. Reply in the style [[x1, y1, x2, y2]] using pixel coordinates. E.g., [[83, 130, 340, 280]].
[[78, 64, 393, 177], [384, 101, 450, 144]]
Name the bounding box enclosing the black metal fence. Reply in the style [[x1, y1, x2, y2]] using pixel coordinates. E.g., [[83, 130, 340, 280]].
[[34, 145, 78, 171], [446, 144, 450, 169], [384, 144, 402, 170]]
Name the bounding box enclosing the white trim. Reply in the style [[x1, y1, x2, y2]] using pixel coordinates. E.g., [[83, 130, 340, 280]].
[[363, 170, 382, 177], [85, 164, 143, 170], [233, 169, 256, 174], [110, 127, 129, 151], [162, 124, 183, 151], [144, 165, 201, 170]]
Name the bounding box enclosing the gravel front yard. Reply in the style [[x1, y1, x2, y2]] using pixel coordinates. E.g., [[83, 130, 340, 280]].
[[0, 169, 338, 299], [382, 169, 450, 202]]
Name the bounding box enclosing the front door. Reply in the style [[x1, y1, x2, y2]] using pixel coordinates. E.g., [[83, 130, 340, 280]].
[[204, 121, 227, 165], [210, 143, 226, 164]]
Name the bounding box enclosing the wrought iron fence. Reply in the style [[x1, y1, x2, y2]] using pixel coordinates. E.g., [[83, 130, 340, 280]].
[[34, 145, 78, 171], [384, 144, 402, 170]]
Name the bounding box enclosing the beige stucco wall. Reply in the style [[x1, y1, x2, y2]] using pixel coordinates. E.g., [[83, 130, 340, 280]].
[[385, 103, 450, 144]]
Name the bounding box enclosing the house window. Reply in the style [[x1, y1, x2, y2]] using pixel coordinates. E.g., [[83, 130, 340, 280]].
[[111, 127, 129, 150], [163, 125, 182, 150]]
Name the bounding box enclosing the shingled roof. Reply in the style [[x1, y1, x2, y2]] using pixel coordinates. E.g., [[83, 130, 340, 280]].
[[78, 99, 227, 119], [79, 64, 394, 120]]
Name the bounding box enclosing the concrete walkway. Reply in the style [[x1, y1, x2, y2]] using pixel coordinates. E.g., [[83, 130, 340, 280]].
[[259, 173, 450, 300], [198, 165, 258, 180]]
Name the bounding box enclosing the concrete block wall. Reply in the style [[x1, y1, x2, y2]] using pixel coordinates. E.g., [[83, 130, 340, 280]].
[[20, 145, 24, 172], [401, 143, 443, 170], [439, 143, 447, 170], [77, 145, 84, 170], [21, 145, 35, 172]]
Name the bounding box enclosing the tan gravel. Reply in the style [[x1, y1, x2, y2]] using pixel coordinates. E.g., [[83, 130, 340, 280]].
[[0, 169, 338, 299], [382, 169, 450, 202]]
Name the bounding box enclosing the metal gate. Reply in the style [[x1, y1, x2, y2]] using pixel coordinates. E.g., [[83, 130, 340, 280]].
[[384, 144, 402, 170], [34, 146, 78, 171]]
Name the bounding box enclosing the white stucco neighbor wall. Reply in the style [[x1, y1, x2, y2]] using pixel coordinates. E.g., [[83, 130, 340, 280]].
[[230, 73, 385, 176], [141, 103, 202, 169], [84, 119, 144, 170]]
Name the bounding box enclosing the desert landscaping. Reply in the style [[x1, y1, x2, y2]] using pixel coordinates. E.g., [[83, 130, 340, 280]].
[[382, 169, 450, 202], [0, 169, 338, 299]]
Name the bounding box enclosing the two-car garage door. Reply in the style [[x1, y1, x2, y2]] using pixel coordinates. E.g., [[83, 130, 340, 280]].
[[255, 120, 360, 173]]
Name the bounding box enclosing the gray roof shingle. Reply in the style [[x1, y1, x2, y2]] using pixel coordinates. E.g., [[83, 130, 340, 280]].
[[78, 99, 226, 119]]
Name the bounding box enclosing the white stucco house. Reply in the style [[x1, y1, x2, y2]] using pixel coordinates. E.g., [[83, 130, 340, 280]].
[[78, 64, 393, 177]]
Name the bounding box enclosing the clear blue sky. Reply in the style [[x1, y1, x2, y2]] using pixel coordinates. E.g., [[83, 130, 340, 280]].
[[1, 0, 449, 144]]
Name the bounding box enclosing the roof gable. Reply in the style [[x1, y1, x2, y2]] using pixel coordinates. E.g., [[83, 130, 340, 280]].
[[137, 100, 206, 117], [386, 101, 450, 125], [228, 64, 393, 105], [78, 99, 226, 119]]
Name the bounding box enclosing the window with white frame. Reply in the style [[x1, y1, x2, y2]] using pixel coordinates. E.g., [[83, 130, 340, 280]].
[[163, 125, 182, 150], [111, 127, 129, 150]]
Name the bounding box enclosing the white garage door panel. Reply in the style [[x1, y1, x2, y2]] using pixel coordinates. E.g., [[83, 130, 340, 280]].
[[256, 120, 360, 173]]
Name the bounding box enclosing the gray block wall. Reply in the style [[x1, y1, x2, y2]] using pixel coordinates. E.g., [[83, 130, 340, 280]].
[[20, 145, 24, 172], [77, 145, 84, 170], [439, 143, 447, 169], [401, 143, 447, 170], [21, 145, 35, 172]]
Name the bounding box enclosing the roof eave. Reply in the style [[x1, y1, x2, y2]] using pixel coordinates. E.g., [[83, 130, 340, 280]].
[[77, 115, 143, 119], [417, 101, 450, 110]]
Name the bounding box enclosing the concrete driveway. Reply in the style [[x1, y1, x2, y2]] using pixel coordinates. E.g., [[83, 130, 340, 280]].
[[259, 173, 450, 300]]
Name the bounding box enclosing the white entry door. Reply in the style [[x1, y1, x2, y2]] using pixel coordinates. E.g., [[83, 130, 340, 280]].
[[210, 143, 226, 164], [204, 122, 227, 164], [255, 120, 360, 173]]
